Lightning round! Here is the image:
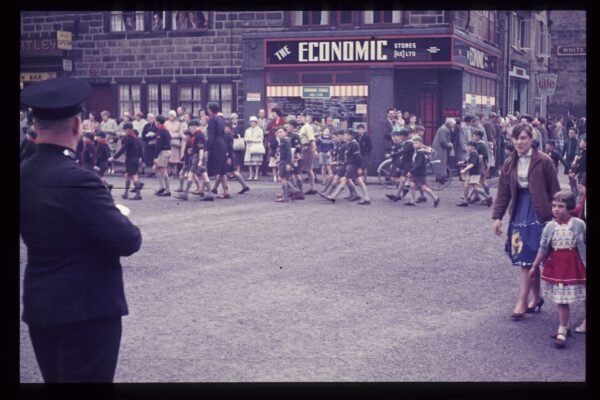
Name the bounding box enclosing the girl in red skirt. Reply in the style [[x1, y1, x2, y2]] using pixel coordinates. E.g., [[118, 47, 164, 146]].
[[530, 190, 586, 349]]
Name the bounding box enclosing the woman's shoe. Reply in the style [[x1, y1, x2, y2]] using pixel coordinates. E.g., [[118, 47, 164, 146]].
[[554, 333, 567, 349], [526, 298, 544, 313], [511, 312, 525, 321]]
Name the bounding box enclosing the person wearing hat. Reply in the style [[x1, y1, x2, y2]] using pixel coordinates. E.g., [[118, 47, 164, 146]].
[[20, 77, 142, 382], [405, 135, 440, 207], [20, 127, 38, 164], [109, 122, 144, 200], [431, 118, 456, 185], [297, 113, 318, 195], [164, 110, 183, 177], [385, 129, 413, 202], [93, 131, 113, 192], [244, 116, 265, 181]]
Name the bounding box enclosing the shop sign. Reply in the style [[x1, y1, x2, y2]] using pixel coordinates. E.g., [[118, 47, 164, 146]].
[[536, 73, 558, 96], [246, 92, 261, 102], [443, 110, 460, 117], [302, 86, 331, 99], [356, 104, 367, 114], [20, 38, 62, 57], [266, 36, 452, 66], [453, 38, 498, 74], [557, 46, 585, 56], [20, 72, 57, 81], [57, 31, 72, 50]]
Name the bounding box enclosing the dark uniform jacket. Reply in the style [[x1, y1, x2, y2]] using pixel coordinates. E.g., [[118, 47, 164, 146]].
[[155, 127, 172, 157], [547, 149, 567, 170], [114, 135, 143, 165], [206, 116, 227, 176], [80, 141, 96, 170], [466, 150, 481, 176], [278, 137, 292, 165], [410, 148, 429, 177], [20, 144, 142, 327], [95, 141, 111, 171], [382, 118, 394, 152], [492, 149, 561, 223], [345, 139, 362, 167], [561, 137, 579, 173]]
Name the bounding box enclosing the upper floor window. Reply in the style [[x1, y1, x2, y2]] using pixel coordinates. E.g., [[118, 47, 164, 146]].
[[511, 13, 532, 50], [151, 11, 166, 31], [482, 11, 496, 43], [536, 20, 550, 57], [291, 11, 330, 27], [407, 11, 444, 25], [172, 11, 208, 30], [110, 11, 144, 32], [363, 11, 401, 25]]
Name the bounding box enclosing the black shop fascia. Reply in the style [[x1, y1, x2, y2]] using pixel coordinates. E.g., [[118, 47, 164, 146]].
[[242, 30, 500, 170]]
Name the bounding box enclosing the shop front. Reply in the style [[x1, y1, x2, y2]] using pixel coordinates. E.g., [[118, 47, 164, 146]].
[[242, 31, 500, 174]]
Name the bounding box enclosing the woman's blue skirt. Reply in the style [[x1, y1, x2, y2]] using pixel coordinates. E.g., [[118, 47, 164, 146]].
[[505, 188, 546, 267]]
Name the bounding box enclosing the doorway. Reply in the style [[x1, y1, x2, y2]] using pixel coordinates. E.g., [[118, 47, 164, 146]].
[[86, 84, 112, 116]]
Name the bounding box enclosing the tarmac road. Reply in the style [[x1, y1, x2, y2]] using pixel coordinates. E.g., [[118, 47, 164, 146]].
[[19, 172, 585, 382]]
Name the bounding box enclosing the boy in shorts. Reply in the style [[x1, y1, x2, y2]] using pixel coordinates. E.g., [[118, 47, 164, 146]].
[[275, 127, 302, 202], [405, 135, 439, 207], [456, 141, 493, 207], [94, 131, 113, 192], [386, 129, 413, 201], [109, 122, 144, 200], [153, 115, 172, 196]]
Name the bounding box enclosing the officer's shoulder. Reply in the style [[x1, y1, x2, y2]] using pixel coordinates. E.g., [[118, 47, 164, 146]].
[[62, 163, 104, 186]]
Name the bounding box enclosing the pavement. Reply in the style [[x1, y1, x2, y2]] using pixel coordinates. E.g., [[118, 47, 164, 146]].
[[19, 172, 584, 382]]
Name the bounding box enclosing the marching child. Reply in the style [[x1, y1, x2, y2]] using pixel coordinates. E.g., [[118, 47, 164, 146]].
[[357, 124, 372, 183], [94, 131, 113, 192], [189, 120, 214, 200], [275, 127, 302, 202], [109, 122, 144, 200], [268, 130, 280, 182], [472, 129, 491, 203], [175, 129, 194, 194], [316, 127, 334, 181], [320, 130, 343, 195], [80, 132, 97, 171], [385, 129, 413, 202], [405, 135, 440, 207], [456, 141, 493, 207], [529, 191, 586, 349], [288, 120, 305, 200]]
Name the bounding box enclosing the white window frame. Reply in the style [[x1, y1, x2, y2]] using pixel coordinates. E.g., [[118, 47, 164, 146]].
[[147, 83, 171, 116], [178, 84, 203, 117], [363, 10, 401, 24], [208, 83, 233, 117], [118, 84, 141, 118], [536, 20, 550, 57], [110, 11, 144, 32], [291, 11, 330, 26], [519, 18, 532, 50]]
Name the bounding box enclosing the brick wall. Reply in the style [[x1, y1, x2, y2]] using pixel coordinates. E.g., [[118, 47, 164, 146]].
[[21, 11, 285, 118], [547, 10, 586, 118]]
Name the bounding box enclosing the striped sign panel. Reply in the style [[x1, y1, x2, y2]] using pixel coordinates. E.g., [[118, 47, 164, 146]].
[[267, 85, 369, 97]]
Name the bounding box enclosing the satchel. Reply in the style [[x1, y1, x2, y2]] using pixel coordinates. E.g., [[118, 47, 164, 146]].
[[233, 137, 246, 151], [250, 142, 266, 155]]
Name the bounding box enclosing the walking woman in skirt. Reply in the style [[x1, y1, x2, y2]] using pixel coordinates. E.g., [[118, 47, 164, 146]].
[[529, 190, 586, 348], [492, 123, 561, 320]]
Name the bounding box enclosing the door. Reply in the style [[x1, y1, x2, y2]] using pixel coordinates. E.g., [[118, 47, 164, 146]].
[[419, 89, 439, 145], [86, 84, 112, 115]]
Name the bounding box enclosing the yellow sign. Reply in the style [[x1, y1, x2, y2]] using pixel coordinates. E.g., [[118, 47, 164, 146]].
[[57, 31, 72, 50], [20, 72, 57, 81]]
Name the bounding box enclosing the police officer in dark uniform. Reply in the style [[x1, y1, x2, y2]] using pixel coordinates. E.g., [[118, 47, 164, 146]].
[[20, 77, 142, 383]]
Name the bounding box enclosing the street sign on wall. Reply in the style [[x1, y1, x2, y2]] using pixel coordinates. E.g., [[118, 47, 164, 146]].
[[536, 73, 558, 96], [556, 46, 585, 56]]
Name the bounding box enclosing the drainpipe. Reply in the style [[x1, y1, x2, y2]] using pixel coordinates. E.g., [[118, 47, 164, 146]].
[[504, 12, 511, 116]]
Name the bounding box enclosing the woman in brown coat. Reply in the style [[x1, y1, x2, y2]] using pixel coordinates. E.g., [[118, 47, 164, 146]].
[[492, 123, 561, 320]]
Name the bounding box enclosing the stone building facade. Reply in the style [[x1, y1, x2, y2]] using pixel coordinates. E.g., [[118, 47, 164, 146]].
[[547, 10, 586, 118]]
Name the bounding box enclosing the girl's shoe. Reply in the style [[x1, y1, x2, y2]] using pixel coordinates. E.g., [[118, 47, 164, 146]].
[[551, 329, 572, 338], [526, 298, 544, 313], [554, 333, 567, 349]]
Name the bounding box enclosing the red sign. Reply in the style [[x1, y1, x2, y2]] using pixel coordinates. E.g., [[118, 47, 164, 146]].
[[443, 110, 460, 117]]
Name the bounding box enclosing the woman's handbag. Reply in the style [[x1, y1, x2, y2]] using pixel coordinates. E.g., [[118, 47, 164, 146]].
[[250, 142, 266, 155], [233, 137, 246, 151]]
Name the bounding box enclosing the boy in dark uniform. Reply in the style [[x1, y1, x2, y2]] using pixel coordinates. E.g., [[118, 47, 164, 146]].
[[175, 130, 194, 194], [20, 127, 38, 163], [20, 77, 141, 382], [94, 131, 113, 192], [275, 127, 302, 202], [179, 120, 213, 200], [472, 129, 490, 203], [386, 129, 413, 201], [405, 135, 440, 207], [110, 122, 144, 200], [216, 123, 250, 196], [456, 141, 493, 207], [320, 130, 342, 194], [80, 132, 96, 171], [324, 130, 371, 205], [153, 115, 172, 196], [357, 124, 372, 183]]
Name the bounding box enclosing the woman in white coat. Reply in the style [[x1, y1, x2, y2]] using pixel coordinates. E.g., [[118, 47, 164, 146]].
[[244, 116, 265, 181]]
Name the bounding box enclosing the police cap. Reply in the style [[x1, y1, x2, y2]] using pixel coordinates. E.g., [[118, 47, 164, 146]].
[[20, 78, 91, 121]]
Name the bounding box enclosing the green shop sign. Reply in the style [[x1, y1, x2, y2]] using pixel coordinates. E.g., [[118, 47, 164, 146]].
[[302, 86, 331, 99]]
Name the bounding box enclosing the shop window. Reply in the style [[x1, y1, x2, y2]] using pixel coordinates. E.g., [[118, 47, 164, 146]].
[[178, 84, 203, 117], [118, 84, 141, 117], [335, 70, 368, 84], [363, 11, 401, 25], [172, 11, 208, 30], [110, 11, 144, 32], [291, 11, 330, 27], [267, 71, 300, 85], [148, 84, 171, 116], [209, 83, 233, 117], [301, 72, 334, 84]]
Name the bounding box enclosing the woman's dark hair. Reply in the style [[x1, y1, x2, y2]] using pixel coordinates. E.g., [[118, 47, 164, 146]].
[[271, 107, 283, 117], [510, 123, 533, 140], [155, 115, 166, 124], [553, 190, 576, 211], [207, 102, 221, 113]]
